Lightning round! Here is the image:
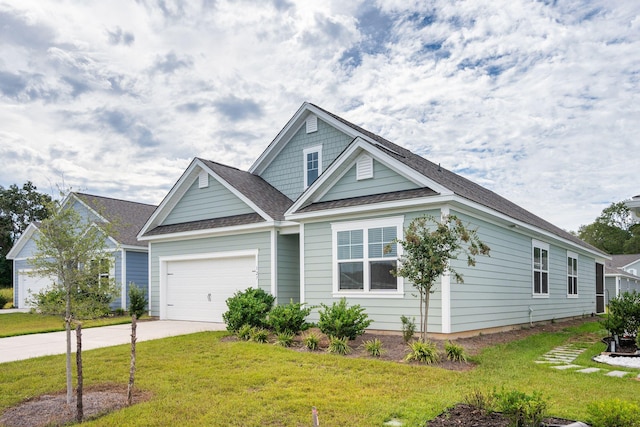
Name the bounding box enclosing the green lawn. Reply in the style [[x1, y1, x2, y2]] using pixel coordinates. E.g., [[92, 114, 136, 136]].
[[1, 320, 639, 426], [0, 312, 132, 338]]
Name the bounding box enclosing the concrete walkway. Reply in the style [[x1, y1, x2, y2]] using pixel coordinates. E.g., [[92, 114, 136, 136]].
[[0, 320, 226, 364]]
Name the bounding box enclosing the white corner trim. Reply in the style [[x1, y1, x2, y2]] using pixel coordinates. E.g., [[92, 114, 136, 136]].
[[271, 229, 277, 299], [441, 271, 451, 334], [299, 223, 305, 304]]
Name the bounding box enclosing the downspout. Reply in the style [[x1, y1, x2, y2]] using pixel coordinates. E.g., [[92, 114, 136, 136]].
[[529, 306, 534, 327]]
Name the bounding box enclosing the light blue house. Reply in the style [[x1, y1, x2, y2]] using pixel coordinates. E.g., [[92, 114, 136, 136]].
[[8, 193, 156, 310], [139, 103, 608, 336], [605, 254, 640, 305]]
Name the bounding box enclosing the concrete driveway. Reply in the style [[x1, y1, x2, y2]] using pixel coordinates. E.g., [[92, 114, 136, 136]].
[[0, 320, 226, 364]]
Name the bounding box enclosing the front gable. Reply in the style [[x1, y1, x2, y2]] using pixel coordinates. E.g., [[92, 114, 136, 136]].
[[162, 173, 254, 226]]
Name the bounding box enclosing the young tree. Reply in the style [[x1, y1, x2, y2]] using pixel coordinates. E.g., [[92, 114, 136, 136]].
[[393, 214, 490, 341], [29, 196, 117, 411], [127, 284, 147, 406], [0, 181, 51, 286]]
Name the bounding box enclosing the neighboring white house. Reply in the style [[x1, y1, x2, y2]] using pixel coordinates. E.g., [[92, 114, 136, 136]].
[[604, 254, 640, 305], [8, 193, 156, 309], [138, 102, 609, 336]]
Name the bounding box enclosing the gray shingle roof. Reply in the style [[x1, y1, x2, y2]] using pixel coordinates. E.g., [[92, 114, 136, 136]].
[[310, 104, 602, 254], [298, 188, 439, 213], [143, 213, 264, 236], [607, 254, 640, 269], [74, 193, 156, 246]]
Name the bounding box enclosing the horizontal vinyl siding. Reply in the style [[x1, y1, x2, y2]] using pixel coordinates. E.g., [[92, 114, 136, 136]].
[[163, 176, 253, 225], [148, 232, 271, 317], [112, 252, 123, 310], [260, 119, 352, 200], [276, 234, 299, 303], [125, 251, 149, 308], [319, 160, 420, 202], [14, 237, 39, 259], [449, 211, 596, 333]]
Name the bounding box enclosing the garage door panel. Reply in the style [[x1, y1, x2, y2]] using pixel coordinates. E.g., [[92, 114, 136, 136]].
[[165, 255, 257, 322], [18, 272, 58, 308]]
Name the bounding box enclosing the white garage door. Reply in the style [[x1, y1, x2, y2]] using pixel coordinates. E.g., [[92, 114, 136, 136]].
[[165, 255, 257, 322], [18, 271, 58, 308]]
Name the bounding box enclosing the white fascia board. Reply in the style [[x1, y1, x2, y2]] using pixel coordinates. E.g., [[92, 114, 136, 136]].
[[443, 196, 611, 261], [139, 221, 280, 243], [6, 223, 40, 260], [286, 138, 453, 216], [120, 244, 149, 252], [137, 158, 201, 238], [198, 161, 272, 221]]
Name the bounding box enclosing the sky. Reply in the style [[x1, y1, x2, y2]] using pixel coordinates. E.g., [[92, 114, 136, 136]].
[[1, 0, 638, 233]]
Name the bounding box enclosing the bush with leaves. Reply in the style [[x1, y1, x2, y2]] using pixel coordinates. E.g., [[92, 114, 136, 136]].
[[588, 398, 640, 427], [0, 292, 8, 309], [267, 300, 312, 334], [602, 291, 640, 338], [237, 324, 253, 341], [405, 339, 439, 364], [317, 298, 372, 340], [275, 331, 295, 347], [128, 284, 147, 319], [400, 315, 416, 343], [303, 331, 320, 351], [445, 341, 467, 362], [363, 338, 384, 357], [222, 287, 275, 332], [494, 389, 548, 427], [327, 336, 351, 355], [251, 327, 270, 343]]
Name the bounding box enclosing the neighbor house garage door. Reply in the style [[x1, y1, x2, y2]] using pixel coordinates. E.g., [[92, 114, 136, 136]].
[[17, 271, 57, 308], [164, 255, 257, 322]]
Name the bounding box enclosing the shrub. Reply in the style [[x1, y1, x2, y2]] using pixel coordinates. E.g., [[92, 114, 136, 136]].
[[463, 389, 494, 414], [114, 308, 126, 316], [405, 339, 439, 364], [318, 298, 372, 340], [237, 324, 253, 341], [602, 291, 640, 338], [445, 341, 467, 362], [251, 327, 270, 343], [303, 331, 320, 351], [363, 338, 384, 357], [267, 300, 312, 334], [0, 293, 9, 309], [275, 331, 295, 347], [128, 284, 147, 319], [587, 399, 640, 427], [222, 287, 275, 332], [494, 389, 548, 427], [327, 336, 351, 355], [400, 315, 416, 343]]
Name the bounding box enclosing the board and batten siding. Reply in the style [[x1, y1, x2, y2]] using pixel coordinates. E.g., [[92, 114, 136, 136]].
[[148, 231, 271, 317], [319, 159, 420, 203], [162, 175, 254, 226], [448, 211, 596, 333], [301, 210, 444, 333], [260, 118, 353, 201], [276, 233, 300, 303]]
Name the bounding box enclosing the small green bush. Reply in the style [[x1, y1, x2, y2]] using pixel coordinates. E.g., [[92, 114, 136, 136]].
[[275, 331, 295, 347], [400, 315, 416, 343], [327, 336, 351, 355], [602, 291, 640, 338], [223, 287, 275, 332], [251, 327, 270, 343], [237, 324, 253, 341], [303, 331, 320, 351], [0, 293, 9, 309], [494, 389, 547, 427], [588, 398, 640, 427], [267, 300, 312, 334], [128, 283, 148, 319], [363, 338, 384, 357], [445, 341, 467, 362], [463, 389, 494, 414], [318, 298, 372, 340], [405, 339, 439, 364]]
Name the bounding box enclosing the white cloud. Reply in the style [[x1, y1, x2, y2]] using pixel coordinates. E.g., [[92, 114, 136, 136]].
[[0, 0, 638, 232]]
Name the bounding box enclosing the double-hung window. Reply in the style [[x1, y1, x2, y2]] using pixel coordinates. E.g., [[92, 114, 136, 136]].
[[532, 240, 549, 297], [567, 252, 578, 297], [332, 217, 403, 296], [303, 146, 322, 188]]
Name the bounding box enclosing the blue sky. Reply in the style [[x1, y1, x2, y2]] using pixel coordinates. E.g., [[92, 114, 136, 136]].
[[0, 0, 638, 232]]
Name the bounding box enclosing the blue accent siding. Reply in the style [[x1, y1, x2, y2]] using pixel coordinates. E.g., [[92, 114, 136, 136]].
[[260, 119, 352, 200], [125, 251, 149, 310], [277, 234, 299, 303]]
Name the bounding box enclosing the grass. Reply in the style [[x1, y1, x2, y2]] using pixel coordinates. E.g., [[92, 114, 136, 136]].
[[0, 320, 639, 426], [0, 312, 132, 338]]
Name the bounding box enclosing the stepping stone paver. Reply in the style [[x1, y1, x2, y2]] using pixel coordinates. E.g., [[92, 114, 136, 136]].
[[552, 364, 581, 370], [576, 368, 601, 373], [606, 370, 630, 378]]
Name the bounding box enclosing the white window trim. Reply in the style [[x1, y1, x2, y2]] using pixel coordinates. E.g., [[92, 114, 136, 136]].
[[532, 240, 550, 298], [303, 145, 322, 189], [567, 251, 578, 298], [331, 216, 404, 298]]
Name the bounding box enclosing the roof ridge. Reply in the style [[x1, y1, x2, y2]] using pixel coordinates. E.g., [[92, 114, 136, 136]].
[[74, 192, 157, 207]]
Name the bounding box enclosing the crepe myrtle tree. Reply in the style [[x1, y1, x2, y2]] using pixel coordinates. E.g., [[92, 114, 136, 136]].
[[29, 195, 118, 416], [392, 214, 490, 341]]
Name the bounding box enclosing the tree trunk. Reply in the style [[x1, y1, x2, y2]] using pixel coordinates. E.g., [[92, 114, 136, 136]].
[[422, 291, 431, 342], [127, 314, 137, 406], [75, 323, 83, 423], [65, 316, 72, 404]]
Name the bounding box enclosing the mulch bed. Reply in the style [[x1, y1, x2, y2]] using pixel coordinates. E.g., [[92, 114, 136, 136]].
[[426, 403, 579, 427]]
